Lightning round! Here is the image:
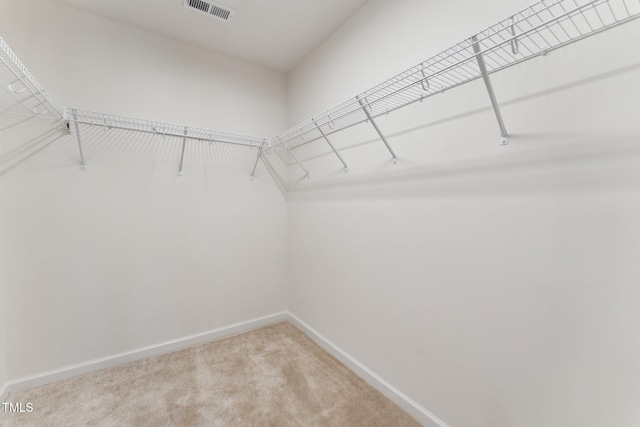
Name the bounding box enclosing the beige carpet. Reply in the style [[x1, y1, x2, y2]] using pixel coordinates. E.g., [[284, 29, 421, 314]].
[[1, 322, 421, 426]]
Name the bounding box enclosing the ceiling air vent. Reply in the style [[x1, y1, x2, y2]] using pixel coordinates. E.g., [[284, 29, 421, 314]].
[[183, 0, 235, 22]]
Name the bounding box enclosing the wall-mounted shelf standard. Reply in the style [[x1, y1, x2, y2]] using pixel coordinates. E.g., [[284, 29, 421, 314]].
[[0, 37, 64, 123], [273, 0, 640, 162]]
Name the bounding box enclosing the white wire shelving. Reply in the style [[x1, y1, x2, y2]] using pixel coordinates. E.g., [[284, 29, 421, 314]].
[[65, 108, 268, 173], [2, 0, 639, 177], [0, 37, 64, 123], [273, 0, 640, 172], [66, 108, 266, 148]]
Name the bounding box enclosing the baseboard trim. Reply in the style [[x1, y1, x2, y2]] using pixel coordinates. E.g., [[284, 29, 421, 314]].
[[5, 311, 448, 426], [0, 382, 8, 403], [6, 311, 287, 395], [286, 312, 449, 427]]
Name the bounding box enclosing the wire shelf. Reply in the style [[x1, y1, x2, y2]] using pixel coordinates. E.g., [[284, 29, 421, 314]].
[[0, 37, 64, 122], [66, 108, 267, 148], [3, 0, 639, 174], [274, 0, 640, 149]]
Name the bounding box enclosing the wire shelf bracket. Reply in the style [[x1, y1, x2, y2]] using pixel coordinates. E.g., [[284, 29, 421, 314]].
[[251, 144, 265, 178], [71, 110, 86, 170], [313, 118, 348, 172], [281, 138, 310, 178], [179, 126, 188, 176], [471, 35, 509, 146], [357, 95, 398, 163]]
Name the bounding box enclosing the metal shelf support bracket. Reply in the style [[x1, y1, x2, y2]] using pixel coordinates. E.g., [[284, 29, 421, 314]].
[[179, 127, 187, 176], [357, 96, 398, 164], [313, 119, 348, 172], [472, 35, 509, 145], [71, 111, 86, 170], [281, 139, 310, 178], [251, 143, 265, 178]]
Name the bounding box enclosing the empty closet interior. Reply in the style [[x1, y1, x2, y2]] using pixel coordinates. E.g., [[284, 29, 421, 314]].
[[1, 0, 640, 426]]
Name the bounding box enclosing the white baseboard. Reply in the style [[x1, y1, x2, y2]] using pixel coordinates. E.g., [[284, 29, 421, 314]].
[[6, 311, 287, 395], [286, 312, 449, 427], [5, 310, 447, 427], [0, 382, 8, 403]]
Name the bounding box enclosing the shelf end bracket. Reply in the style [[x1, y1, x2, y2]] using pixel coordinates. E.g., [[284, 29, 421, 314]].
[[179, 127, 187, 176], [471, 35, 509, 146], [313, 119, 348, 172], [357, 96, 397, 164], [281, 138, 310, 178], [251, 143, 266, 178], [71, 111, 86, 170]]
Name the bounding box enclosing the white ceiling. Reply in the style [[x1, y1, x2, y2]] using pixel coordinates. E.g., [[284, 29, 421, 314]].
[[51, 0, 369, 73]]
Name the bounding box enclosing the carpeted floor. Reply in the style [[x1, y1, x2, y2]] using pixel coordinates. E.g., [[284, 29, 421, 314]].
[[0, 322, 421, 426]]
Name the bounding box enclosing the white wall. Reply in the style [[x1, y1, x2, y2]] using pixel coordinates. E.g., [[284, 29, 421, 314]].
[[2, 1, 640, 426], [0, 0, 288, 381], [287, 1, 640, 426], [0, 0, 286, 135], [0, 168, 6, 395]]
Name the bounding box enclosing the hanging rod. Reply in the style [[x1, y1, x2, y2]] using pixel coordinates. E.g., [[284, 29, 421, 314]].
[[0, 37, 64, 122], [273, 0, 640, 150]]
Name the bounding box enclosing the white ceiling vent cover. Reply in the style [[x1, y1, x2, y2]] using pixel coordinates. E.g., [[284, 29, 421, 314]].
[[183, 0, 235, 22]]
